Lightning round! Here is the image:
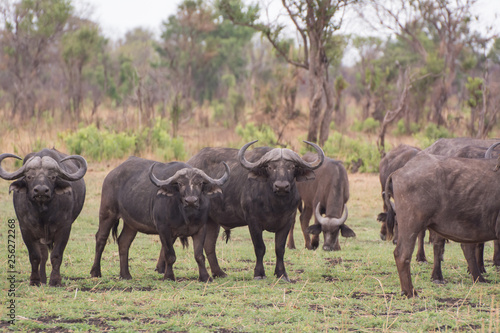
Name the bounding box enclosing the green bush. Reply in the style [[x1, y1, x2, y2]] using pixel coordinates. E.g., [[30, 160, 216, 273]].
[[62, 124, 136, 161], [235, 123, 277, 147], [61, 119, 186, 162], [148, 117, 186, 161], [393, 119, 420, 136], [351, 117, 380, 134], [414, 123, 453, 148], [312, 132, 381, 173]]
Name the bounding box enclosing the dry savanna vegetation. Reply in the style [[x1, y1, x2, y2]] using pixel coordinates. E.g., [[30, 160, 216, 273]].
[[2, 0, 500, 331]]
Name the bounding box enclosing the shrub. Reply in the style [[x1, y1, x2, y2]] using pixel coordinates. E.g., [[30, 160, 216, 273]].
[[393, 119, 420, 136], [414, 123, 453, 148], [61, 119, 186, 162], [351, 117, 380, 134], [309, 132, 381, 173], [62, 124, 136, 161], [235, 123, 277, 147]]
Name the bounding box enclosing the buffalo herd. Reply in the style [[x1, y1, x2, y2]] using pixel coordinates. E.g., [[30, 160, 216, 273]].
[[1, 138, 500, 298]]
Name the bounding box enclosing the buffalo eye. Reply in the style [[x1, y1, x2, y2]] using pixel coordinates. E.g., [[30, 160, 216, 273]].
[[49, 175, 56, 181], [26, 175, 33, 181]]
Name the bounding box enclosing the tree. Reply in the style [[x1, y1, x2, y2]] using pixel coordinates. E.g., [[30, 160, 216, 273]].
[[360, 0, 493, 127], [62, 22, 104, 122], [0, 0, 72, 120], [219, 0, 354, 144]]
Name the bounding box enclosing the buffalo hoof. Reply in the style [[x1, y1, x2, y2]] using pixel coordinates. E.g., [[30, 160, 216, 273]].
[[199, 276, 213, 283], [401, 289, 418, 298], [432, 279, 446, 285], [49, 279, 62, 287], [254, 275, 266, 280], [415, 257, 427, 263], [155, 267, 165, 274], [379, 233, 386, 241], [30, 280, 41, 287], [277, 275, 291, 283], [90, 271, 102, 278], [120, 275, 133, 280], [212, 271, 227, 278]]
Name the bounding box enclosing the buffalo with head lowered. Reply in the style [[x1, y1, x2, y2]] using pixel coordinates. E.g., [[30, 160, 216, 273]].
[[0, 149, 87, 286], [287, 152, 354, 251], [90, 156, 229, 282], [187, 140, 324, 282]]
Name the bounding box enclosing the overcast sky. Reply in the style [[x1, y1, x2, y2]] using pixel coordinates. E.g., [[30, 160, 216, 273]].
[[74, 0, 500, 42]]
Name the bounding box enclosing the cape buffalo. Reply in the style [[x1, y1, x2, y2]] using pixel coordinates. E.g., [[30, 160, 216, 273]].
[[385, 144, 500, 297], [0, 149, 87, 286], [187, 140, 324, 282], [287, 152, 354, 251], [89, 157, 229, 282], [377, 144, 421, 242]]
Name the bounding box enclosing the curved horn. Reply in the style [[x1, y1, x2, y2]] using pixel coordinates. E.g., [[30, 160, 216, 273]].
[[196, 162, 230, 186], [315, 203, 348, 227], [0, 153, 26, 180], [57, 155, 88, 181], [149, 163, 188, 187], [485, 142, 500, 159], [302, 141, 324, 170], [238, 140, 260, 170]]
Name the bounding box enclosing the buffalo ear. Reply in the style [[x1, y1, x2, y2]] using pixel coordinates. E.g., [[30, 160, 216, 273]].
[[9, 179, 27, 194], [295, 169, 316, 182], [203, 183, 223, 197], [340, 224, 356, 238], [157, 185, 177, 196], [55, 179, 73, 195], [307, 224, 322, 235]]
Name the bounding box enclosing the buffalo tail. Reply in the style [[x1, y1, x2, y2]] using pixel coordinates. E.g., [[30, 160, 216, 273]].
[[384, 172, 396, 241], [180, 237, 189, 249]]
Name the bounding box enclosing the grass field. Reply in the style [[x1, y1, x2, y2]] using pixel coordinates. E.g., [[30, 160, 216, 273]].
[[1, 164, 499, 332]]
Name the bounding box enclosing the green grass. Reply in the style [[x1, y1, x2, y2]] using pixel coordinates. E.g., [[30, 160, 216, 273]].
[[0, 170, 499, 332]]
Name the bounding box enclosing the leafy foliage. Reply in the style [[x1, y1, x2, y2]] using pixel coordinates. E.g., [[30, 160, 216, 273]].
[[235, 123, 277, 147], [414, 123, 453, 148], [318, 132, 381, 173], [61, 118, 185, 162]]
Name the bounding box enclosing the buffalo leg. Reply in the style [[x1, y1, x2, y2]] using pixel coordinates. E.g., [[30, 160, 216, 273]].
[[287, 219, 296, 250], [24, 238, 42, 286], [461, 243, 486, 283], [300, 205, 315, 250], [39, 242, 48, 284], [415, 230, 427, 263], [156, 245, 166, 274], [393, 221, 420, 297], [431, 235, 446, 284], [247, 222, 266, 280], [204, 219, 226, 278], [475, 243, 486, 274], [494, 240, 500, 267], [274, 224, 291, 282], [156, 231, 176, 281], [90, 212, 119, 278], [117, 222, 138, 280], [192, 226, 212, 282], [49, 227, 72, 286]]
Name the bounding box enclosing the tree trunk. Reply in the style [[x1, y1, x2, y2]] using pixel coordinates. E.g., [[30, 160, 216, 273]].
[[319, 79, 335, 147]]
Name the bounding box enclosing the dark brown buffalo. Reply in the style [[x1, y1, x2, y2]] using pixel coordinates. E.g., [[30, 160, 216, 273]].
[[0, 149, 87, 286], [187, 140, 324, 282], [287, 152, 354, 251], [377, 144, 421, 241], [90, 157, 229, 282], [385, 145, 500, 297]]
